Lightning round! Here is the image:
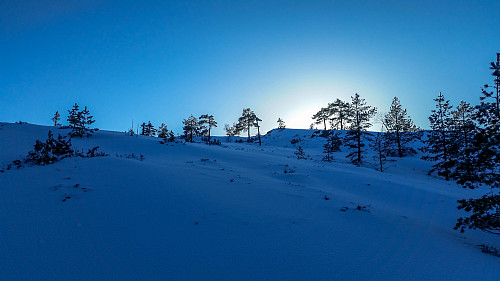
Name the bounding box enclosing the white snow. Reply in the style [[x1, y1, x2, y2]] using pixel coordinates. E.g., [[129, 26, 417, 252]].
[[0, 123, 498, 280]]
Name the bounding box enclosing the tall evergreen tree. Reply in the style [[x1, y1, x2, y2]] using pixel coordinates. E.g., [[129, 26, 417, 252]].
[[254, 117, 262, 146], [312, 107, 330, 130], [344, 93, 377, 165], [199, 114, 218, 143], [449, 101, 476, 182], [421, 92, 454, 180], [328, 99, 351, 130], [383, 97, 421, 157], [235, 108, 259, 142], [454, 54, 500, 235], [371, 131, 388, 172], [182, 115, 200, 142], [52, 110, 61, 126]]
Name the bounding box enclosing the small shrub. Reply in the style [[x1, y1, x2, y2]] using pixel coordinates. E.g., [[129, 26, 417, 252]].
[[25, 131, 74, 165]]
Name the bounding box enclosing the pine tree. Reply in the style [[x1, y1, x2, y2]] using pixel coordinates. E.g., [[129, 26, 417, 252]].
[[312, 107, 330, 130], [449, 101, 476, 183], [199, 114, 218, 143], [235, 108, 259, 142], [224, 123, 238, 142], [182, 115, 200, 142], [277, 118, 286, 129], [140, 121, 155, 136], [158, 123, 169, 138], [146, 121, 156, 137], [140, 122, 148, 136], [371, 130, 388, 172], [254, 117, 262, 146], [294, 146, 307, 160], [344, 93, 377, 165], [67, 103, 95, 137], [322, 131, 341, 161], [322, 141, 333, 162], [328, 99, 351, 130], [454, 54, 500, 235], [383, 97, 421, 157], [421, 92, 454, 180], [52, 110, 61, 126]]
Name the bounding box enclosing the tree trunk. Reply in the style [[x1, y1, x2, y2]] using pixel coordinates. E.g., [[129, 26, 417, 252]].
[[257, 125, 261, 146]]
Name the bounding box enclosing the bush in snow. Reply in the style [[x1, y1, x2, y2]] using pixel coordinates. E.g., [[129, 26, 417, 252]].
[[294, 146, 307, 160], [25, 131, 74, 165]]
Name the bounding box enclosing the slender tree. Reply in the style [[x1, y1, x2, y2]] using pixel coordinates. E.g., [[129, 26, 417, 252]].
[[255, 117, 262, 146], [236, 108, 259, 142], [454, 54, 500, 235], [371, 130, 388, 172], [449, 101, 476, 182], [383, 97, 421, 157], [421, 92, 454, 180], [328, 99, 351, 130], [199, 114, 218, 143], [312, 107, 330, 130], [52, 110, 61, 126], [182, 115, 200, 142], [344, 93, 377, 165], [277, 118, 286, 129]]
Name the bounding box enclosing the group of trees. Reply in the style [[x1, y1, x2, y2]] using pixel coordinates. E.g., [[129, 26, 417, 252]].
[[52, 103, 95, 137], [180, 114, 218, 143], [420, 55, 499, 235], [313, 94, 420, 166], [224, 108, 262, 145]]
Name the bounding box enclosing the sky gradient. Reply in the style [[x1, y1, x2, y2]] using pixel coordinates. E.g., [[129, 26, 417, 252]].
[[1, 0, 499, 135]]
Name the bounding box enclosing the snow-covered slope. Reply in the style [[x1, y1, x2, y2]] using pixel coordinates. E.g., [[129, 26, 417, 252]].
[[0, 123, 498, 281]]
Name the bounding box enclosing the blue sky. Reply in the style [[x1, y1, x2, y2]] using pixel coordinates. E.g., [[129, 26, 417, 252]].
[[1, 0, 499, 135]]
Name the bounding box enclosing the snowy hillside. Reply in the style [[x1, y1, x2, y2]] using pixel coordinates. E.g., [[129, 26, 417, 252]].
[[0, 122, 498, 281]]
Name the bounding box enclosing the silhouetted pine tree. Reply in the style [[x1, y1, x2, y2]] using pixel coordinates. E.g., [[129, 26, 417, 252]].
[[147, 121, 156, 137], [52, 110, 61, 126], [199, 114, 218, 143], [383, 97, 421, 157], [312, 107, 330, 130], [328, 99, 351, 130], [421, 92, 454, 180], [454, 54, 500, 235], [224, 123, 238, 142], [158, 123, 169, 138], [140, 121, 156, 136], [235, 108, 259, 142], [322, 131, 341, 161], [371, 130, 388, 172], [448, 101, 476, 183], [344, 93, 377, 165], [277, 118, 286, 129], [182, 115, 200, 142], [67, 103, 95, 137]]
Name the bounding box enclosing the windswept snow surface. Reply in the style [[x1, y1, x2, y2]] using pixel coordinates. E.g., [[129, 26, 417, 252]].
[[0, 123, 498, 280]]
